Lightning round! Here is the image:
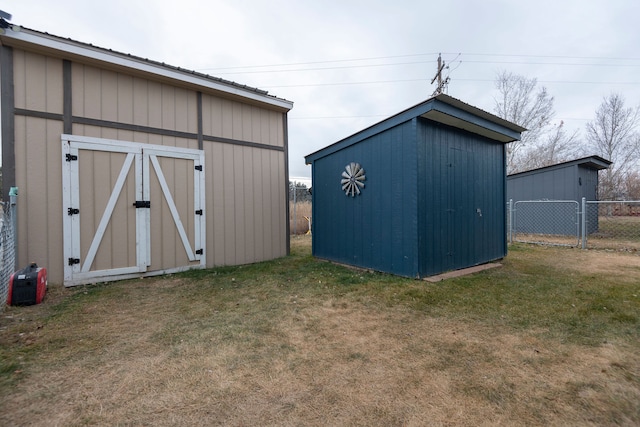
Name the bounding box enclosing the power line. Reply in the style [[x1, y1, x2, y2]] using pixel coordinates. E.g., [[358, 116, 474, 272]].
[[442, 52, 640, 62], [260, 78, 640, 89], [209, 60, 438, 75], [208, 59, 640, 76], [460, 60, 640, 67], [197, 52, 640, 74], [262, 78, 429, 88], [199, 52, 639, 123], [198, 52, 440, 71]]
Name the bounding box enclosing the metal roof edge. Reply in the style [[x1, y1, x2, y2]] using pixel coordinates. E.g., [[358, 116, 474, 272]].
[[507, 155, 612, 178], [305, 94, 525, 164], [425, 98, 523, 143], [434, 93, 527, 133], [0, 26, 293, 111]]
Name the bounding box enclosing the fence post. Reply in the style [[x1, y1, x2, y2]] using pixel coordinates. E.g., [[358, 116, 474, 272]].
[[508, 199, 513, 243], [581, 197, 586, 250], [293, 185, 297, 235]]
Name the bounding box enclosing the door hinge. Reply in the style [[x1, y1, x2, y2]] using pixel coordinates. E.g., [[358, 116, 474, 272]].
[[66, 153, 78, 162], [68, 258, 80, 266], [195, 165, 202, 171], [67, 207, 80, 216], [195, 249, 203, 255], [195, 209, 203, 215], [133, 201, 151, 208]]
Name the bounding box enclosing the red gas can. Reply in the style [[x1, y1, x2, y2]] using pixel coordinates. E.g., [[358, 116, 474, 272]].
[[7, 263, 47, 306]]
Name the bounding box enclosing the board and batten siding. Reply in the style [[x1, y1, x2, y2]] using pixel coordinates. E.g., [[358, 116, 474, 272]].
[[507, 164, 601, 203], [12, 49, 66, 282], [507, 167, 578, 201], [312, 119, 419, 277], [418, 120, 507, 277], [5, 44, 289, 284]]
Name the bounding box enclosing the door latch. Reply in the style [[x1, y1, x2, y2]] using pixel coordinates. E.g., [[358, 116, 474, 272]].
[[133, 201, 151, 208]]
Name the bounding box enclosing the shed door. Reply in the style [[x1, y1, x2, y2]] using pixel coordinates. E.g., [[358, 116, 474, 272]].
[[447, 147, 473, 269], [62, 135, 205, 286]]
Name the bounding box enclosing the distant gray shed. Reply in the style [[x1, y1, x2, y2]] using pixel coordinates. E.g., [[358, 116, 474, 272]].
[[507, 156, 611, 202], [507, 156, 611, 235]]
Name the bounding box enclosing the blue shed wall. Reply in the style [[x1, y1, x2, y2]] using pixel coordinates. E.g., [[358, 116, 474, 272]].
[[311, 120, 420, 277], [417, 120, 507, 276], [507, 166, 578, 201]]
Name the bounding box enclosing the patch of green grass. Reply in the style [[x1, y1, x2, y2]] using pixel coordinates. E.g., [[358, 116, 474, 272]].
[[0, 358, 20, 389], [596, 216, 640, 242], [299, 243, 639, 345]]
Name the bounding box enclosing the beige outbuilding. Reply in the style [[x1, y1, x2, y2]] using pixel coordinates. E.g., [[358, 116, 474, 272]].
[[0, 24, 293, 286]]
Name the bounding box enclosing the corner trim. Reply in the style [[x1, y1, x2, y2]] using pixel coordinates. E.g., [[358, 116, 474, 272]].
[[1, 46, 15, 200]]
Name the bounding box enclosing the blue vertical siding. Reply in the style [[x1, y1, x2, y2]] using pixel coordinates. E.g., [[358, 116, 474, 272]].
[[311, 120, 419, 277], [418, 120, 506, 277]]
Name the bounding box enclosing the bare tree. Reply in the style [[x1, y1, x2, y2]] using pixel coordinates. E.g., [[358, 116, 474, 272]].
[[493, 71, 555, 173], [623, 171, 640, 200], [516, 121, 580, 172], [586, 93, 640, 199]]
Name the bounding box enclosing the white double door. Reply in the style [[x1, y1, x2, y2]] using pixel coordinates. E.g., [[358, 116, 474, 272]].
[[62, 135, 205, 286]]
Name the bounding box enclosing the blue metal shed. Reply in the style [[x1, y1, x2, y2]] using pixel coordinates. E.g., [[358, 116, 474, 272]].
[[304, 94, 525, 278]]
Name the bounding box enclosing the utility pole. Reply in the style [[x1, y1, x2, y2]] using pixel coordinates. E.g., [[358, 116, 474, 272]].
[[430, 53, 449, 96]]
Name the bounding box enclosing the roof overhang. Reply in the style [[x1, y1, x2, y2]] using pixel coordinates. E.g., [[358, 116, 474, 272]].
[[421, 109, 517, 143], [507, 155, 612, 178], [0, 26, 293, 112], [306, 94, 525, 164], [428, 94, 526, 142], [575, 155, 613, 170]]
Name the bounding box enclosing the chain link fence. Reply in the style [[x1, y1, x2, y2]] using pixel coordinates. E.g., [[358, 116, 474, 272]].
[[508, 199, 640, 250], [0, 199, 17, 310], [584, 201, 640, 251]]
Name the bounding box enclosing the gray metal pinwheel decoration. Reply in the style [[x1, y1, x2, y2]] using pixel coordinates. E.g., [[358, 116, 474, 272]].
[[341, 162, 366, 197]]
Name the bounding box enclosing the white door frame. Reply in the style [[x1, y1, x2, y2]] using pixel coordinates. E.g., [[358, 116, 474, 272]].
[[62, 134, 206, 286]]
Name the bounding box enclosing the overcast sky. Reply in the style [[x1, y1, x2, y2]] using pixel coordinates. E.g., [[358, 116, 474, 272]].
[[4, 0, 640, 185]]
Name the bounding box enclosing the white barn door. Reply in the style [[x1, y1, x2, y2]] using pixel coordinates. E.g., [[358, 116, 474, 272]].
[[62, 135, 205, 286]]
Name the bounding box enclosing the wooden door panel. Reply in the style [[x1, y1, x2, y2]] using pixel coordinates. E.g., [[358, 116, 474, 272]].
[[62, 135, 205, 286]]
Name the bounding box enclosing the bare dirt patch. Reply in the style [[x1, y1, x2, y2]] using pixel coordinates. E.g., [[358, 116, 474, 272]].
[[3, 301, 638, 426], [525, 245, 640, 278], [571, 250, 640, 277]]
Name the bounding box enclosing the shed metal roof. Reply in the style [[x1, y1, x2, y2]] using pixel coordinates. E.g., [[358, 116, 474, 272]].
[[305, 93, 526, 163], [507, 155, 612, 179], [0, 24, 293, 112]]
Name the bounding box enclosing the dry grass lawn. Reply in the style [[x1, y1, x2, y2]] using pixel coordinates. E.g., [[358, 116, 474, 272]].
[[1, 237, 639, 426]]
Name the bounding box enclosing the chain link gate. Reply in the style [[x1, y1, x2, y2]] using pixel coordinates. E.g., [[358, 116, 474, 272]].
[[510, 200, 581, 247]]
